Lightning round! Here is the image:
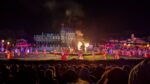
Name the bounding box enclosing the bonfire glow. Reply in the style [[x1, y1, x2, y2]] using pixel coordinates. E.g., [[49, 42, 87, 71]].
[[78, 41, 82, 50]]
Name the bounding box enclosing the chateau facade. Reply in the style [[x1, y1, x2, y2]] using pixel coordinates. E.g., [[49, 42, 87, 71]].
[[34, 28, 75, 47]]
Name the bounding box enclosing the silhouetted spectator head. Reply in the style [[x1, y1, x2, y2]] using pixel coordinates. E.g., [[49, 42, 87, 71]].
[[45, 69, 54, 79], [129, 59, 150, 84], [39, 65, 45, 70], [122, 65, 131, 74], [62, 69, 78, 84], [48, 66, 56, 77], [97, 67, 128, 84], [79, 67, 94, 84], [79, 67, 90, 81], [96, 65, 105, 76], [42, 69, 58, 84]]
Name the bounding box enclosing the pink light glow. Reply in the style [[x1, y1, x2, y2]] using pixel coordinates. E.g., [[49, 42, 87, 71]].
[[16, 42, 31, 47]]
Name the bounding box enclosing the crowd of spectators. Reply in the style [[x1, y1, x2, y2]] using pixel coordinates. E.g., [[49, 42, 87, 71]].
[[0, 59, 149, 84]]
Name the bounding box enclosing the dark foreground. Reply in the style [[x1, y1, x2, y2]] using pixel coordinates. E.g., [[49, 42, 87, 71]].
[[0, 58, 149, 84]]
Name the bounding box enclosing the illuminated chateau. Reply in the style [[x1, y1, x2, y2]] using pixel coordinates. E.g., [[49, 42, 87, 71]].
[[34, 27, 75, 47]]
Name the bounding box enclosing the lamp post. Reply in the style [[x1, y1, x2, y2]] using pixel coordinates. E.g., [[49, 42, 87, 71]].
[[7, 42, 10, 45], [1, 40, 4, 52], [6, 41, 10, 49], [147, 44, 149, 47]]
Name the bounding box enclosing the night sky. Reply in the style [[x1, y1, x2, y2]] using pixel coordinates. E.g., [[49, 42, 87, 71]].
[[0, 0, 149, 40]]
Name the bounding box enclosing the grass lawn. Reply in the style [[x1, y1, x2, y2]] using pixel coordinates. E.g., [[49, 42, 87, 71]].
[[8, 54, 141, 61]]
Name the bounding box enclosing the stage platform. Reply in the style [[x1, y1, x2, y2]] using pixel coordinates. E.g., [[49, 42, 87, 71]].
[[0, 53, 143, 61]]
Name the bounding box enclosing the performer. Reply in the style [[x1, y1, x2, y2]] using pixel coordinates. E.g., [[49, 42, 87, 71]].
[[61, 48, 64, 56], [5, 49, 8, 58], [44, 48, 47, 56], [127, 49, 131, 57], [147, 50, 150, 58], [97, 48, 100, 54], [53, 48, 57, 56], [138, 49, 142, 56], [102, 48, 107, 60], [10, 49, 14, 58], [109, 48, 113, 55], [21, 47, 24, 54], [121, 48, 124, 56], [35, 48, 38, 56], [124, 48, 127, 56], [29, 47, 32, 53], [132, 49, 136, 56], [1, 44, 4, 52], [6, 50, 11, 59], [78, 50, 83, 60], [144, 50, 148, 58], [72, 48, 75, 54], [17, 48, 21, 57], [27, 48, 30, 54], [25, 48, 29, 56], [65, 49, 69, 59], [114, 50, 120, 59], [15, 48, 18, 54], [92, 50, 95, 60], [61, 50, 66, 61]]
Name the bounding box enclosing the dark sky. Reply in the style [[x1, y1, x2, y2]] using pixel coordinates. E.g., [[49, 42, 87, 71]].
[[0, 0, 149, 39]]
